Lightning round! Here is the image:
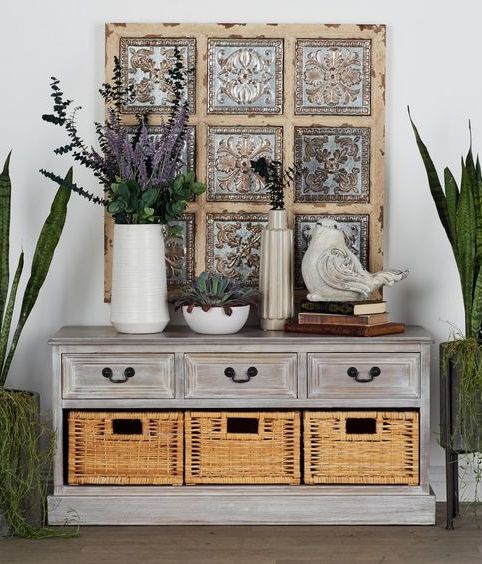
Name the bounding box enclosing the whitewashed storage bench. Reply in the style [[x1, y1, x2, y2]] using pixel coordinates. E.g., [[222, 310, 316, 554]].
[[48, 326, 435, 525]]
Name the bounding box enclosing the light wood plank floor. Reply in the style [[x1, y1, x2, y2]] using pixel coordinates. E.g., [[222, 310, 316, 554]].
[[1, 505, 481, 564]]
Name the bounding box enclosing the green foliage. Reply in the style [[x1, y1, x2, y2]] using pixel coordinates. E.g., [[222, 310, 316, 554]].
[[442, 338, 482, 506], [411, 112, 482, 500], [107, 172, 205, 225], [0, 155, 71, 387], [171, 271, 258, 316], [444, 338, 482, 452], [0, 389, 78, 538], [409, 110, 482, 339], [0, 154, 11, 327], [0, 156, 74, 538]]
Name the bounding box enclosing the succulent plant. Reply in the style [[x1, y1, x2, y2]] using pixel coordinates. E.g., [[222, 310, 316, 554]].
[[171, 271, 258, 316]]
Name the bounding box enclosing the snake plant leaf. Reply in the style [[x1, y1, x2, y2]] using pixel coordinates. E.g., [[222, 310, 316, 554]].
[[470, 267, 482, 339], [472, 156, 482, 269], [0, 252, 23, 386], [0, 153, 12, 326], [1, 169, 71, 381], [409, 109, 454, 246], [456, 159, 476, 336], [444, 167, 459, 249]]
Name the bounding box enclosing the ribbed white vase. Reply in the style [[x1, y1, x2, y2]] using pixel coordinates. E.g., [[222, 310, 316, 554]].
[[259, 209, 294, 330], [110, 224, 169, 334]]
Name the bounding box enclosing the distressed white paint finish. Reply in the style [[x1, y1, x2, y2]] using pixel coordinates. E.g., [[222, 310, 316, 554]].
[[62, 353, 175, 399], [48, 326, 435, 524], [308, 352, 420, 398], [184, 352, 297, 398], [48, 490, 436, 525]]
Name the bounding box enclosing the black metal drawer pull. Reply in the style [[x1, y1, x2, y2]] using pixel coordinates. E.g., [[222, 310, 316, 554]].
[[347, 366, 381, 383], [102, 366, 135, 384], [224, 366, 258, 383]]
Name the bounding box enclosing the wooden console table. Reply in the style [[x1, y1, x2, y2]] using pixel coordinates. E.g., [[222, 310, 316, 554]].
[[48, 326, 435, 525]]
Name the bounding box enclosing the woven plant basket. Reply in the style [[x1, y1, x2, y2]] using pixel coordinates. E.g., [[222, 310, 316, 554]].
[[185, 411, 301, 485], [304, 410, 419, 485], [68, 411, 183, 485]]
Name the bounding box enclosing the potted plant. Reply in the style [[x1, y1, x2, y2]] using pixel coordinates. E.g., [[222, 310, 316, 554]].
[[171, 272, 258, 335], [0, 154, 72, 537], [41, 49, 205, 334], [409, 110, 482, 521], [250, 157, 297, 330]]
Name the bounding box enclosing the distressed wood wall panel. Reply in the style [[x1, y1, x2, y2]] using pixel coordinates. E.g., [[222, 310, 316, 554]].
[[104, 23, 386, 301]]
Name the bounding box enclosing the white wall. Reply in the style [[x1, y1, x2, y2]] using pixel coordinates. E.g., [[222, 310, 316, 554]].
[[2, 0, 481, 497]]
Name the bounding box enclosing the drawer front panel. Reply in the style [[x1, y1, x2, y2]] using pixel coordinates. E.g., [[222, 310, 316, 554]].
[[184, 353, 297, 398], [308, 353, 420, 399], [63, 354, 175, 399]]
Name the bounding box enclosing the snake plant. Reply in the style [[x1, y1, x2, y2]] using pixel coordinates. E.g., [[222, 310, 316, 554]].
[[409, 110, 482, 339], [410, 110, 482, 470], [0, 154, 71, 387]]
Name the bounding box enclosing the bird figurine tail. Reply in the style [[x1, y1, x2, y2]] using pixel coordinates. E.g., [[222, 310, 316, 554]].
[[371, 268, 409, 290]]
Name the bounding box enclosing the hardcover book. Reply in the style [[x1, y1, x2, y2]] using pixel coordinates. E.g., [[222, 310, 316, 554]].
[[298, 312, 389, 326], [285, 321, 405, 337], [299, 300, 387, 315]]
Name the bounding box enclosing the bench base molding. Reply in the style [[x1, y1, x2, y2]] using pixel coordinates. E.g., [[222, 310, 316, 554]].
[[48, 488, 436, 526]]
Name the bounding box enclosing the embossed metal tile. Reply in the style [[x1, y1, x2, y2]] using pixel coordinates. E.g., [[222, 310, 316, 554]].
[[294, 214, 369, 288], [123, 125, 195, 176], [165, 214, 195, 287], [207, 39, 283, 114], [120, 38, 196, 114], [294, 126, 370, 202], [295, 39, 371, 115], [207, 126, 283, 201], [206, 213, 268, 286]]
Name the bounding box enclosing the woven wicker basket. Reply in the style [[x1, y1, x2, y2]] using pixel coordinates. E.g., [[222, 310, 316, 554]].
[[304, 410, 419, 485], [185, 411, 301, 485], [68, 411, 183, 485]]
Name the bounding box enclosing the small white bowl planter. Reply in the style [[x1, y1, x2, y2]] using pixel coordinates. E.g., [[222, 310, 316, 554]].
[[182, 305, 250, 335]]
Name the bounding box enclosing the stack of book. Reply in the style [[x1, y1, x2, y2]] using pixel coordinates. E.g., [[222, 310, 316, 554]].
[[285, 300, 405, 336]]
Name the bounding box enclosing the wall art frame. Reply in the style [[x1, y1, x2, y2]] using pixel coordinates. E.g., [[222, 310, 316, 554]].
[[104, 22, 386, 301]]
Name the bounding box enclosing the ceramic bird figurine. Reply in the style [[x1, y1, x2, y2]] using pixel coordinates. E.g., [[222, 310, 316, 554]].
[[301, 220, 408, 302]]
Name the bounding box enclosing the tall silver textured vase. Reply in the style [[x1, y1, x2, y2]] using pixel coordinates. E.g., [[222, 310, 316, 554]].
[[110, 224, 169, 334], [259, 209, 294, 330]]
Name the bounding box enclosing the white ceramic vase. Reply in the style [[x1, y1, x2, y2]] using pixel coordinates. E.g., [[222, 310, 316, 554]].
[[182, 305, 250, 335], [110, 224, 169, 334], [259, 209, 294, 330]]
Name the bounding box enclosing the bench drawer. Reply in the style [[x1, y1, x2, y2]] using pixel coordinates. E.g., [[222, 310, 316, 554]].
[[184, 353, 297, 398], [308, 353, 420, 399], [62, 353, 175, 399]]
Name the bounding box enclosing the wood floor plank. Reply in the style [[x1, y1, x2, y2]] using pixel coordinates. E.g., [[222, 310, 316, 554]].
[[1, 504, 481, 564]]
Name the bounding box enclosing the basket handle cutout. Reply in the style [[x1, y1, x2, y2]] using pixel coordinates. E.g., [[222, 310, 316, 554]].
[[112, 418, 143, 435], [346, 418, 377, 434], [227, 417, 259, 434]]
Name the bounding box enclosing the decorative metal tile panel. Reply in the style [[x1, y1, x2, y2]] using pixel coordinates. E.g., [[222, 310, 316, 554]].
[[295, 39, 371, 115], [124, 125, 195, 175], [120, 38, 196, 114], [207, 126, 283, 201], [294, 126, 370, 202], [294, 214, 369, 288], [206, 213, 268, 286], [105, 24, 386, 300], [165, 214, 195, 287], [207, 39, 283, 114]]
